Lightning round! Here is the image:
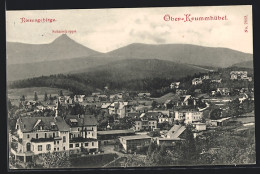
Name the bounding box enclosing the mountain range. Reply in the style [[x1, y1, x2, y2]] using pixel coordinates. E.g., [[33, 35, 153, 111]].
[[7, 34, 253, 81]]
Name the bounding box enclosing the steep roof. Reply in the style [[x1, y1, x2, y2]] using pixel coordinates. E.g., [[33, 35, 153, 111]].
[[167, 125, 186, 139], [17, 116, 69, 133], [65, 115, 97, 127]]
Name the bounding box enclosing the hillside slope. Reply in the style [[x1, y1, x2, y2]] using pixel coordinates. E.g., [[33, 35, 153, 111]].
[[6, 34, 100, 65], [107, 43, 253, 68]]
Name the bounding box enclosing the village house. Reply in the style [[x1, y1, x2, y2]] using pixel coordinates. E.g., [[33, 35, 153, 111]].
[[100, 103, 111, 115], [238, 93, 249, 103], [216, 88, 231, 96], [202, 75, 210, 80], [119, 135, 152, 153], [192, 122, 207, 131], [127, 112, 158, 131], [109, 93, 123, 101], [74, 95, 86, 103], [157, 125, 185, 146], [97, 129, 135, 145], [174, 109, 203, 124], [58, 95, 73, 105], [158, 113, 173, 124], [170, 82, 180, 89], [209, 117, 231, 127], [65, 115, 99, 153], [108, 102, 130, 118], [91, 92, 101, 96], [192, 78, 203, 85], [179, 95, 193, 106], [230, 71, 252, 81], [210, 78, 222, 83], [176, 89, 187, 95], [10, 116, 70, 163], [137, 93, 151, 98]]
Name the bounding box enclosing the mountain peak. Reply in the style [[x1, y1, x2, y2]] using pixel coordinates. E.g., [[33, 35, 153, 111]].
[[51, 34, 74, 44]]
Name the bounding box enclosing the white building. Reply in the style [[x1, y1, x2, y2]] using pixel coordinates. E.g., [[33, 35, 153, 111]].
[[174, 110, 203, 124], [11, 116, 70, 162]]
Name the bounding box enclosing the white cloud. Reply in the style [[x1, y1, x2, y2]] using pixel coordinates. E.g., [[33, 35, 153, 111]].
[[6, 5, 253, 53]]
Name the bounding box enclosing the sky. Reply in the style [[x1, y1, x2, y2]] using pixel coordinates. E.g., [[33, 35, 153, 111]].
[[6, 5, 253, 53]]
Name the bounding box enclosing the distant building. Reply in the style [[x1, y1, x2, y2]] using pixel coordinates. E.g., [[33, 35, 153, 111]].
[[158, 113, 173, 124], [176, 89, 187, 95], [216, 88, 230, 96], [128, 112, 158, 131], [109, 93, 123, 101], [108, 102, 130, 118], [211, 79, 222, 83], [170, 82, 180, 89], [210, 117, 231, 126], [157, 125, 185, 146], [137, 93, 151, 98], [192, 78, 202, 85], [202, 75, 210, 80], [174, 109, 203, 124], [119, 135, 152, 153], [230, 71, 252, 81], [74, 95, 86, 103], [192, 122, 207, 131]]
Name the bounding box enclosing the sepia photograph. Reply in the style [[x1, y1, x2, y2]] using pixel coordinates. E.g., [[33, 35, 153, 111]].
[[6, 5, 255, 169]]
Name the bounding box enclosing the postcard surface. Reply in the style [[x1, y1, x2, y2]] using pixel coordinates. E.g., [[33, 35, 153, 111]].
[[6, 5, 255, 169]]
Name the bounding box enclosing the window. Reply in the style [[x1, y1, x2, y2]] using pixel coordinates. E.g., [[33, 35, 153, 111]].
[[57, 147, 59, 151], [63, 146, 65, 150], [85, 143, 88, 147], [36, 134, 38, 139], [88, 132, 90, 134], [92, 142, 94, 146], [75, 143, 79, 147], [69, 144, 73, 148], [63, 136, 66, 143], [92, 133, 93, 137], [92, 127, 93, 131], [54, 148, 56, 151], [54, 141, 56, 145], [46, 144, 51, 151], [27, 134, 30, 138], [53, 133, 55, 138], [78, 128, 80, 131], [45, 133, 47, 138], [57, 141, 59, 145], [38, 145, 42, 151]]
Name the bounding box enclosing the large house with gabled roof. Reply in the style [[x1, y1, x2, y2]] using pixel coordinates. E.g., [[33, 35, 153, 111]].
[[11, 116, 70, 162], [64, 115, 98, 153]]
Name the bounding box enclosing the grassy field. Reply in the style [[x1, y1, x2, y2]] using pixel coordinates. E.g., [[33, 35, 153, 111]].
[[7, 87, 72, 100], [70, 153, 118, 168]]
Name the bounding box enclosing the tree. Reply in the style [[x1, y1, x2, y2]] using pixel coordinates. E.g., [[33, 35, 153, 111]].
[[59, 90, 64, 96], [210, 108, 222, 120], [20, 95, 26, 102], [44, 92, 48, 101], [34, 92, 38, 101], [181, 126, 197, 161], [151, 101, 157, 109]]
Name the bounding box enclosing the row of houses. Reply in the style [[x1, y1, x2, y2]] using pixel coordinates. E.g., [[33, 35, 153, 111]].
[[230, 71, 252, 81]]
